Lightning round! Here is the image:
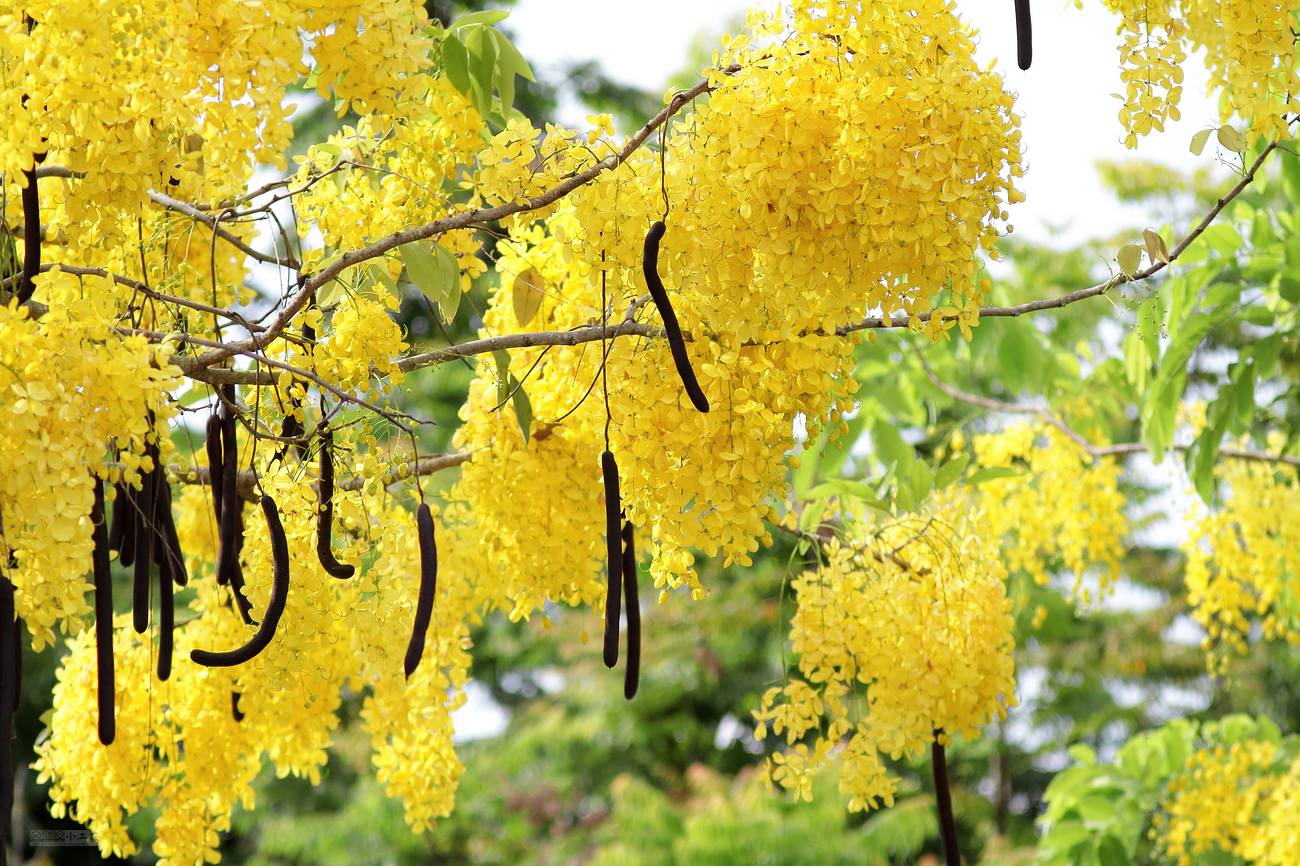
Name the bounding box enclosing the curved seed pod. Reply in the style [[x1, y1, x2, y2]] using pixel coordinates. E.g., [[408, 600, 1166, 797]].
[[205, 413, 224, 520], [228, 503, 255, 626], [404, 503, 438, 679], [91, 477, 115, 745], [643, 221, 710, 414], [622, 517, 640, 700], [157, 541, 174, 682], [316, 430, 355, 579], [156, 481, 187, 587], [1015, 0, 1032, 70], [231, 692, 245, 722], [191, 495, 289, 668], [601, 450, 622, 669], [215, 387, 240, 588]]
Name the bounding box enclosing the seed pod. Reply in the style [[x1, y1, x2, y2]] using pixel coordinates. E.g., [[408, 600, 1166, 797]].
[[132, 458, 157, 635], [191, 495, 290, 668], [622, 517, 640, 700], [601, 450, 622, 669], [11, 619, 19, 715], [643, 221, 710, 414], [228, 502, 255, 626], [274, 411, 304, 464], [404, 504, 438, 679], [118, 484, 138, 568], [205, 413, 224, 521], [215, 387, 240, 588], [157, 540, 174, 682], [91, 477, 115, 745], [231, 692, 245, 722], [156, 481, 188, 587], [107, 481, 129, 554], [0, 576, 13, 850], [1015, 0, 1032, 70], [316, 430, 355, 579]]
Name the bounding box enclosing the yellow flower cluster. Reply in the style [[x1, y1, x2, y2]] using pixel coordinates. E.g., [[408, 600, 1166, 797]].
[[313, 294, 408, 393], [973, 424, 1128, 599], [0, 291, 178, 649], [1159, 738, 1300, 866], [1100, 0, 1300, 146], [1184, 448, 1300, 667], [752, 497, 1018, 812]]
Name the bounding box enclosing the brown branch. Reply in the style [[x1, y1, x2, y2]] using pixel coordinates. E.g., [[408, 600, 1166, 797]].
[[838, 141, 1278, 335], [146, 188, 302, 269], [178, 66, 741, 376], [920, 358, 1300, 467], [338, 452, 471, 491]]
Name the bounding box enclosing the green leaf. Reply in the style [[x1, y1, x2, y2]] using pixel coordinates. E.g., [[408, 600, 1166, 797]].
[[510, 375, 532, 444], [964, 466, 1022, 485], [999, 324, 1044, 393], [1282, 147, 1300, 207], [1138, 298, 1161, 365], [490, 30, 516, 120], [435, 245, 461, 323], [447, 9, 509, 29], [1143, 228, 1170, 264], [871, 421, 914, 477], [1076, 796, 1118, 825], [1202, 282, 1241, 309], [893, 480, 916, 513], [512, 267, 544, 327], [1069, 744, 1097, 767], [441, 32, 471, 95], [464, 25, 497, 121], [1239, 305, 1274, 326], [1190, 128, 1212, 155], [820, 411, 868, 479], [934, 453, 970, 489], [400, 241, 447, 304], [492, 30, 535, 81], [1117, 244, 1142, 277], [1096, 835, 1131, 866], [1202, 224, 1244, 258], [1041, 821, 1092, 852], [1122, 329, 1146, 395], [179, 386, 212, 407], [907, 460, 933, 503]]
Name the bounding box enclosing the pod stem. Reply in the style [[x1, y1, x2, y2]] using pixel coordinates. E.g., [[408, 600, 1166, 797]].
[[932, 737, 961, 866]]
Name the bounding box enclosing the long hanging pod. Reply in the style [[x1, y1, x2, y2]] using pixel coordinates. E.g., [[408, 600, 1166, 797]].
[[601, 451, 623, 669], [404, 503, 438, 679], [214, 386, 240, 588], [132, 446, 159, 635], [642, 221, 710, 414], [156, 481, 188, 587], [191, 495, 290, 668], [0, 575, 14, 864], [156, 535, 174, 682], [621, 517, 640, 700], [1014, 0, 1032, 70], [205, 413, 224, 520], [316, 429, 355, 579], [91, 478, 116, 745]]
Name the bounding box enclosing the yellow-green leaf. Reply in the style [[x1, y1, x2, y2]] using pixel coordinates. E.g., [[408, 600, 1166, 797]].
[[1142, 228, 1169, 265], [1190, 128, 1211, 156], [1117, 244, 1142, 278], [435, 245, 461, 322], [1216, 125, 1245, 154], [400, 241, 446, 303], [512, 267, 544, 327]]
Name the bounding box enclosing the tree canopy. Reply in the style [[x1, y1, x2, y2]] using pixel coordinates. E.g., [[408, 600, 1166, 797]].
[[3, 0, 1300, 865]]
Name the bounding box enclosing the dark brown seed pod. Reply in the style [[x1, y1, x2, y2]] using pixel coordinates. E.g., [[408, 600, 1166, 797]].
[[231, 692, 245, 722], [601, 450, 622, 669], [622, 517, 640, 700], [157, 540, 174, 682], [205, 413, 224, 519], [118, 484, 137, 567], [132, 458, 157, 635], [0, 576, 13, 850], [12, 619, 19, 715], [274, 412, 304, 464], [1015, 0, 1032, 70], [404, 503, 438, 679], [91, 477, 115, 745], [191, 495, 290, 668], [643, 221, 710, 414], [156, 481, 187, 587], [215, 387, 240, 588], [228, 502, 255, 626], [106, 481, 129, 554], [316, 430, 355, 579]]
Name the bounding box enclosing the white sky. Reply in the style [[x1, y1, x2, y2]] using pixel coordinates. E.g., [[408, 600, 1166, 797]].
[[506, 0, 1227, 248]]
